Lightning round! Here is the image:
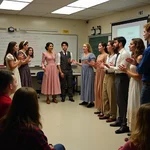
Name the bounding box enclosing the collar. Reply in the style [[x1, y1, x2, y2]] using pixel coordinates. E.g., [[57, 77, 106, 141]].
[[118, 48, 125, 54]]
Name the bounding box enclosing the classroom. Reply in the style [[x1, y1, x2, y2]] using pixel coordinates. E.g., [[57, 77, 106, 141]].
[[0, 0, 150, 150]]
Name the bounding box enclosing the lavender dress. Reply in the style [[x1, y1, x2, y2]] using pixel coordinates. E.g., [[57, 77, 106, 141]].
[[80, 53, 96, 102]]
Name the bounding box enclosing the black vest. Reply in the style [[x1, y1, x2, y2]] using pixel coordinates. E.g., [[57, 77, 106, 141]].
[[60, 51, 72, 71]]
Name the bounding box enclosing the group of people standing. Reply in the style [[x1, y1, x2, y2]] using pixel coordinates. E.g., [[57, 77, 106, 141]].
[[74, 22, 150, 138], [3, 40, 34, 92]]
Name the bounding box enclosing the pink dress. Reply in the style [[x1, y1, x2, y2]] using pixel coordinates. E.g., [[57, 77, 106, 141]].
[[41, 52, 61, 95]]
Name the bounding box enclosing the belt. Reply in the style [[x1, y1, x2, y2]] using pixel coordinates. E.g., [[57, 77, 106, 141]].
[[105, 70, 114, 74], [115, 73, 126, 76], [143, 82, 150, 85]]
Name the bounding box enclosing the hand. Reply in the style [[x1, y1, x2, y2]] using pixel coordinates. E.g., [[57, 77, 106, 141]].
[[126, 58, 136, 65], [89, 61, 95, 66], [84, 60, 89, 64], [43, 68, 46, 73], [18, 54, 24, 60], [72, 60, 78, 65], [118, 64, 127, 72], [49, 144, 55, 150], [104, 63, 110, 68], [60, 72, 64, 78], [109, 62, 114, 66]]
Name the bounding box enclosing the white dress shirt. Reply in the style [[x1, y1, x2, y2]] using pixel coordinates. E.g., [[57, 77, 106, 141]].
[[104, 54, 117, 73], [110, 48, 130, 74], [57, 51, 73, 65]]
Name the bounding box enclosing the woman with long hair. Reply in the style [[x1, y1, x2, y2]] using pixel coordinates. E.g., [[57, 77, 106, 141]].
[[0, 87, 65, 150], [94, 42, 108, 115], [18, 40, 32, 87], [119, 103, 150, 150], [74, 43, 96, 108], [41, 42, 61, 104], [99, 40, 117, 122], [4, 41, 21, 90], [119, 38, 145, 132], [26, 47, 34, 67]]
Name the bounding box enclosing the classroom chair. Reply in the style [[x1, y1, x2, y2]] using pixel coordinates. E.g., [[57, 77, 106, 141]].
[[36, 71, 44, 98]]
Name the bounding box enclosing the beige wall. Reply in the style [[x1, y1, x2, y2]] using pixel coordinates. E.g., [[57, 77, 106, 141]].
[[87, 5, 150, 35], [0, 14, 88, 57]]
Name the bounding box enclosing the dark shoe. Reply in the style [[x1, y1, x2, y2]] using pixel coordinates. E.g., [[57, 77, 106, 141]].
[[94, 111, 101, 114], [61, 98, 65, 102], [46, 100, 50, 104], [52, 98, 58, 103], [110, 121, 122, 127], [79, 101, 88, 105], [69, 98, 75, 102], [127, 133, 131, 136], [99, 115, 110, 120], [115, 126, 130, 134], [87, 103, 94, 108], [106, 118, 116, 123], [98, 113, 104, 117]]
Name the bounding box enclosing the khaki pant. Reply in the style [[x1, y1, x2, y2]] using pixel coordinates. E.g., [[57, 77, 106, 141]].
[[102, 74, 117, 118]]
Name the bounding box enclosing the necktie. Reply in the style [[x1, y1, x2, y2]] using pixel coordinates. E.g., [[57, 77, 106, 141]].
[[114, 53, 120, 66], [64, 52, 66, 56]]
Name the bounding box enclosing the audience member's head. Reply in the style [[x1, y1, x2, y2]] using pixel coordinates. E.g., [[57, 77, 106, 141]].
[[26, 47, 34, 58], [113, 36, 126, 51], [130, 103, 150, 150], [0, 87, 42, 131], [0, 70, 17, 96]]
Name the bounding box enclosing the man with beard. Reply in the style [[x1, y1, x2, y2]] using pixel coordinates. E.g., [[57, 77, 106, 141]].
[[105, 36, 130, 134]]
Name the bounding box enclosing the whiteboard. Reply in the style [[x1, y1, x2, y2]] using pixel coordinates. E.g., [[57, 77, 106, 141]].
[[0, 31, 78, 66]]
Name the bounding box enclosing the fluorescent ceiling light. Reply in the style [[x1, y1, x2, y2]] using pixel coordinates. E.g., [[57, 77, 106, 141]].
[[0, 1, 29, 10], [52, 6, 85, 15], [4, 0, 33, 2], [68, 0, 109, 8]]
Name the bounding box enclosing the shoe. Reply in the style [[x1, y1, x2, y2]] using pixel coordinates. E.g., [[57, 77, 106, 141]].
[[98, 113, 104, 117], [69, 98, 75, 102], [79, 101, 88, 105], [99, 115, 110, 120], [94, 111, 101, 114], [52, 98, 58, 103], [87, 103, 94, 108], [61, 97, 65, 102], [46, 99, 50, 104], [106, 118, 116, 123], [127, 133, 131, 136], [115, 126, 130, 134], [110, 121, 122, 127]]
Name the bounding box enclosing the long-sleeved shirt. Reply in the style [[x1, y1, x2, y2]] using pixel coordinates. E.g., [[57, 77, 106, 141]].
[[136, 44, 150, 82], [57, 51, 73, 65], [0, 93, 12, 119], [110, 48, 130, 74]]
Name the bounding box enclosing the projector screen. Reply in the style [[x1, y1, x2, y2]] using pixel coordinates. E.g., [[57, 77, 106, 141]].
[[112, 17, 148, 53]]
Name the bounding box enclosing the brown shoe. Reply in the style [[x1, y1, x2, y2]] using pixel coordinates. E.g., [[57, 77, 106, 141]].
[[46, 99, 50, 104], [97, 113, 104, 117], [106, 118, 116, 123], [99, 115, 110, 120], [52, 98, 58, 103]]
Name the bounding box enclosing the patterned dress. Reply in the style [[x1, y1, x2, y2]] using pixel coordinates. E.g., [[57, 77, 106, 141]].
[[80, 53, 96, 102], [41, 52, 61, 95], [18, 50, 32, 87]]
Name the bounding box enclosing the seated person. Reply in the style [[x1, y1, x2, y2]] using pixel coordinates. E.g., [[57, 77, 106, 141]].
[[119, 103, 150, 150], [0, 70, 17, 119], [0, 87, 65, 150]]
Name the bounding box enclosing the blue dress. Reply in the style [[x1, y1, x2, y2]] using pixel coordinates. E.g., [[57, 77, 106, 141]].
[[81, 53, 96, 102]]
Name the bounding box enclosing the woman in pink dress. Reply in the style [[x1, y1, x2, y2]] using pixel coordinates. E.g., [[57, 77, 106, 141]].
[[41, 42, 61, 104]]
